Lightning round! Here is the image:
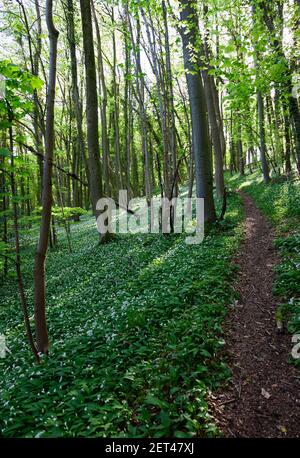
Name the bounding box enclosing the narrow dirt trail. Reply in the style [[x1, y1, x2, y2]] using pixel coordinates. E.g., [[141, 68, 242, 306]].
[[210, 191, 300, 438]]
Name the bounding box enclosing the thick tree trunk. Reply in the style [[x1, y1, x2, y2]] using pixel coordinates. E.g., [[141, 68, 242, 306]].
[[80, 0, 108, 241], [179, 0, 216, 223]]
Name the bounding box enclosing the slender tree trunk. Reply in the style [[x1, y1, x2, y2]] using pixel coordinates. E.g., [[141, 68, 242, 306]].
[[201, 4, 224, 197], [123, 5, 132, 197], [236, 118, 244, 176], [91, 1, 110, 195], [0, 143, 8, 277], [111, 15, 123, 192], [202, 70, 225, 198], [33, 0, 44, 204], [252, 3, 270, 182], [266, 94, 280, 171], [284, 108, 292, 175], [34, 0, 59, 355], [141, 5, 170, 200], [129, 13, 151, 204], [65, 0, 88, 204], [6, 107, 39, 361], [229, 112, 236, 174], [162, 0, 177, 197], [257, 92, 270, 182]]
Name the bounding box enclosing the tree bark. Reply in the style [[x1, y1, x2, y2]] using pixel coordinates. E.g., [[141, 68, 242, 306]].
[[128, 13, 151, 205], [257, 91, 270, 182], [91, 0, 110, 195], [65, 0, 88, 206], [237, 121, 244, 176], [34, 0, 59, 355], [252, 2, 270, 182], [6, 106, 39, 362], [202, 70, 225, 198], [80, 0, 108, 241], [179, 0, 216, 223]]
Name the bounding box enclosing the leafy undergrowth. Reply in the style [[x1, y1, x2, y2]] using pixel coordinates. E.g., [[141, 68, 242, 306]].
[[228, 171, 300, 370], [227, 171, 300, 234], [0, 193, 243, 438]]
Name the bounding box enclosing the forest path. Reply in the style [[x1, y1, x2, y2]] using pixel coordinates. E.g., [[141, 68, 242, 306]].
[[209, 191, 300, 438]]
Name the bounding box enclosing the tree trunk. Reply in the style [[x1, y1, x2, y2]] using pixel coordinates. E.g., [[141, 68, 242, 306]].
[[162, 0, 177, 197], [6, 107, 39, 362], [237, 122, 244, 176], [129, 13, 151, 205], [34, 0, 59, 355], [111, 12, 123, 193], [65, 0, 88, 205], [202, 70, 225, 198], [252, 2, 270, 182], [91, 0, 110, 195], [257, 91, 270, 182], [201, 5, 224, 197], [33, 0, 44, 204], [123, 4, 132, 197], [179, 0, 216, 223], [80, 0, 108, 241]]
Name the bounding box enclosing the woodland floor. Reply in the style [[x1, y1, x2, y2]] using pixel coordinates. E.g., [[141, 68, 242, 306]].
[[209, 191, 300, 438], [1, 177, 299, 438]]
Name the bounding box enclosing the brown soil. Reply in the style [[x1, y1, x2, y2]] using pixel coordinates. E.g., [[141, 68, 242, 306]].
[[209, 191, 300, 438]]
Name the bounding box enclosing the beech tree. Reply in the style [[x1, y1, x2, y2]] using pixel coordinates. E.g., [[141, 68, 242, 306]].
[[34, 0, 59, 354], [79, 0, 108, 242], [179, 0, 216, 223]]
